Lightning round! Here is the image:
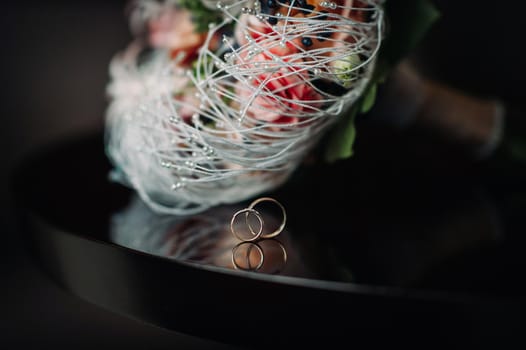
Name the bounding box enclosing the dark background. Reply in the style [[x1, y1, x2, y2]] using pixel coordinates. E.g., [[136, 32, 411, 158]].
[[1, 1, 525, 348]]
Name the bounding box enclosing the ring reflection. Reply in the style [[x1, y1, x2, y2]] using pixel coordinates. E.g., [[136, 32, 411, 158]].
[[110, 196, 306, 277]]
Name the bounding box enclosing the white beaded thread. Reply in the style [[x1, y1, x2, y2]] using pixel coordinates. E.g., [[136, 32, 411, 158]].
[[106, 0, 384, 214]]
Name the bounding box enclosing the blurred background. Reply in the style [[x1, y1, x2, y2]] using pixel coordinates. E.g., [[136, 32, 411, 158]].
[[1, 0, 525, 348]]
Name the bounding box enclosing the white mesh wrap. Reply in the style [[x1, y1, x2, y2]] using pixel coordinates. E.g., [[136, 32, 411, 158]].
[[106, 0, 384, 214]]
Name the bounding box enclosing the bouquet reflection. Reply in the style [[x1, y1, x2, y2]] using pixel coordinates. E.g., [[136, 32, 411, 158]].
[[110, 164, 505, 291], [109, 196, 312, 277]]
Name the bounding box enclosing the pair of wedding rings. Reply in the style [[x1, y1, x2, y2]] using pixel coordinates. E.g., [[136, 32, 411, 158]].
[[230, 197, 287, 242]]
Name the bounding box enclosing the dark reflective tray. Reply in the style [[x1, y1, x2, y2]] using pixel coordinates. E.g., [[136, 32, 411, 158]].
[[12, 129, 526, 348]]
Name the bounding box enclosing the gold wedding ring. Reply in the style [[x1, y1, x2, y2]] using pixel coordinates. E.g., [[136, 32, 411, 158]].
[[230, 207, 264, 242], [248, 197, 287, 239], [230, 197, 286, 242]]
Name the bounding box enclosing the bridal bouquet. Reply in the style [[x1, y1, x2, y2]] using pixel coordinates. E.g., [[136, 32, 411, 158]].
[[105, 0, 438, 214]]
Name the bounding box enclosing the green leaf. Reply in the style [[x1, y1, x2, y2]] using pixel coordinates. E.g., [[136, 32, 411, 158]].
[[191, 55, 212, 79], [178, 0, 223, 33], [360, 84, 377, 114], [321, 82, 377, 163], [324, 106, 359, 163], [374, 0, 440, 80], [321, 1, 440, 164]]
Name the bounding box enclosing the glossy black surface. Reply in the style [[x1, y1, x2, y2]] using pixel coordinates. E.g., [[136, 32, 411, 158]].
[[4, 1, 526, 349], [12, 128, 526, 347]]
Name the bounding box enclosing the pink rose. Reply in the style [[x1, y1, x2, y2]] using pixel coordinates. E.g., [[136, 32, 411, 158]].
[[148, 6, 217, 67], [234, 44, 322, 124]]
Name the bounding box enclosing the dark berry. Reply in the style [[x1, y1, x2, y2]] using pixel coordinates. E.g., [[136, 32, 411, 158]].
[[302, 37, 313, 47]]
